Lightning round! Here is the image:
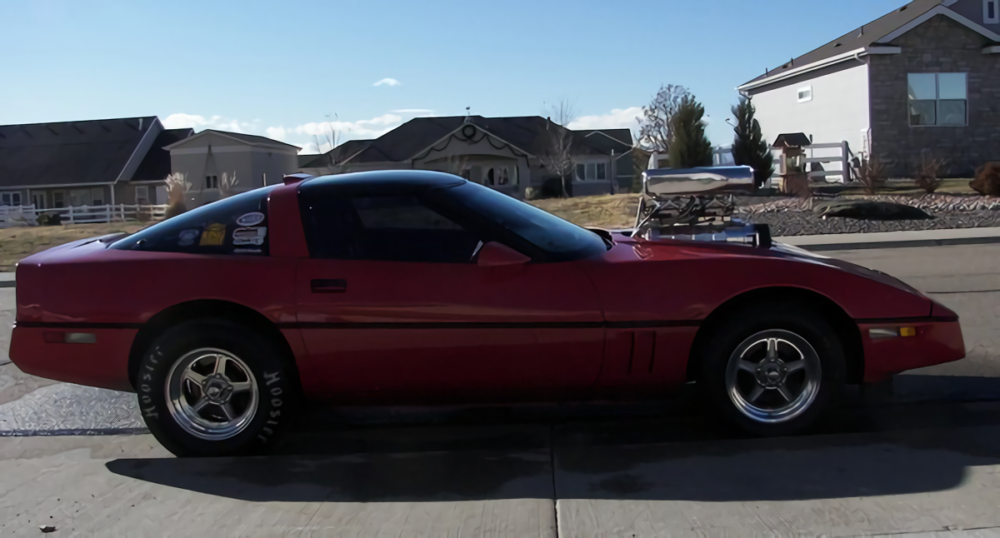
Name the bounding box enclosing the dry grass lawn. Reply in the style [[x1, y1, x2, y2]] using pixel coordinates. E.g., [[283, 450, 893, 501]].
[[529, 194, 640, 229], [0, 222, 148, 271]]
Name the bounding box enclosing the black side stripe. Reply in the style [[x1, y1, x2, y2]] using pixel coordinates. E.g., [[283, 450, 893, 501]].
[[18, 320, 702, 331], [16, 322, 144, 330], [854, 316, 959, 324], [278, 320, 701, 330]]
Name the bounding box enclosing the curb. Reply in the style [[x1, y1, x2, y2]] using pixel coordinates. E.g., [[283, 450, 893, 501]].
[[788, 235, 1000, 252]]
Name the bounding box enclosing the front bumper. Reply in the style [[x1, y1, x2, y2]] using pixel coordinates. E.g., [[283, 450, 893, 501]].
[[860, 320, 965, 382], [8, 325, 136, 392]]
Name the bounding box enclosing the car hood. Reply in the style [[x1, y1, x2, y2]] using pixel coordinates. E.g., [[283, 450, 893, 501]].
[[609, 233, 924, 298]]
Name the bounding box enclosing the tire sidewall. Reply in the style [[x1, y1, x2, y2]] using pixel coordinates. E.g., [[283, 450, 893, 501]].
[[699, 306, 846, 436], [136, 319, 293, 457]]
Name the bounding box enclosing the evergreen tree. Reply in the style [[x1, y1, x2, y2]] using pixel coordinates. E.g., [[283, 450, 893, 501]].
[[731, 96, 775, 189], [668, 97, 713, 169]]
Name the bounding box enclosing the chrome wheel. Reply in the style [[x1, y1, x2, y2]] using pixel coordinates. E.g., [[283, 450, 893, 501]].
[[165, 348, 258, 441], [725, 329, 822, 424]]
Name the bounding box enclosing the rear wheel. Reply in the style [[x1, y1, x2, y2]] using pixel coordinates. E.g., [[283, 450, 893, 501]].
[[699, 304, 846, 436], [135, 318, 295, 457]]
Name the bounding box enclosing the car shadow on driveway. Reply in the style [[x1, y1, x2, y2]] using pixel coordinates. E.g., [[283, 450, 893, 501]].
[[105, 401, 1000, 504]]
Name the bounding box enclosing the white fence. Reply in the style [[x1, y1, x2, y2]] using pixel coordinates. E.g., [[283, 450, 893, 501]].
[[0, 204, 168, 228]]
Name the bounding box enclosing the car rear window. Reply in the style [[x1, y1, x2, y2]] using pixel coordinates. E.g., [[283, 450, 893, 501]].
[[110, 187, 273, 256]]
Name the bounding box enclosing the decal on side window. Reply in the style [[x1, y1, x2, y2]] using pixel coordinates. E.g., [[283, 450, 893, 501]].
[[200, 223, 227, 246], [233, 227, 267, 246], [177, 229, 200, 247], [236, 212, 266, 227]]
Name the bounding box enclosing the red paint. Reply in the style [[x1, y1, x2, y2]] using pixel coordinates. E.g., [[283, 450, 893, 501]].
[[7, 183, 966, 404]]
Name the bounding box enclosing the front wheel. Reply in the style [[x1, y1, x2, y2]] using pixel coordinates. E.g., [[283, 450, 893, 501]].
[[699, 305, 846, 436], [135, 319, 296, 457]]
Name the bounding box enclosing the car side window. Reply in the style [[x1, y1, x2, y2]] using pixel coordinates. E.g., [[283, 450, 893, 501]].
[[111, 188, 271, 256], [300, 194, 483, 263]]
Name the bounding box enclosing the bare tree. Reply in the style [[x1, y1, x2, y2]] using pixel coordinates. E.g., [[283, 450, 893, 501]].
[[312, 113, 342, 171], [219, 171, 239, 198], [163, 173, 191, 219], [637, 84, 691, 154], [538, 100, 577, 198]]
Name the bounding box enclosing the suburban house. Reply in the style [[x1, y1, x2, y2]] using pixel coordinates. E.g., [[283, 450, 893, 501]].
[[298, 115, 635, 197], [0, 116, 298, 209], [163, 130, 299, 206], [738, 0, 1000, 178]]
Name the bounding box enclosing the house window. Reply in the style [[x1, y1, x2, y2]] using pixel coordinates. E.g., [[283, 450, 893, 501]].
[[135, 186, 149, 204], [986, 0, 999, 24], [1, 192, 22, 206], [908, 73, 967, 126], [575, 162, 609, 181], [31, 192, 46, 209], [206, 175, 219, 189], [52, 192, 65, 208], [797, 86, 813, 103]]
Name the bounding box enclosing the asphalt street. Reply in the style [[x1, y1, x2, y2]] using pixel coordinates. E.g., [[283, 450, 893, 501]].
[[0, 243, 999, 536]]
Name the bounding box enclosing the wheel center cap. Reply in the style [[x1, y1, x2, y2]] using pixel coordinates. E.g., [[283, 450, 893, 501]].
[[756, 360, 787, 388], [203, 375, 233, 404]]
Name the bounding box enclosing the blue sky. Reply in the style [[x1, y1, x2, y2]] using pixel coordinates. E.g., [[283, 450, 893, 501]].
[[2, 0, 908, 154]]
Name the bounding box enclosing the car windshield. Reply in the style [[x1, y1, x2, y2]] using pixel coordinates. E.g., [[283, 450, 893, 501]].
[[442, 181, 608, 261]]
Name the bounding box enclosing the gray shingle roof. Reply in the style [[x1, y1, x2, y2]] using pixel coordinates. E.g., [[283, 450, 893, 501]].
[[0, 116, 157, 188], [339, 116, 632, 165], [131, 128, 193, 181], [742, 0, 942, 87]]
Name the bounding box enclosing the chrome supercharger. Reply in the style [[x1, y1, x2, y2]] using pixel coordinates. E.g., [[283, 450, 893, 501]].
[[631, 166, 772, 248]]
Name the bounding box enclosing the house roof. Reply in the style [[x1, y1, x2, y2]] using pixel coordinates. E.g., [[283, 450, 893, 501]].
[[131, 128, 194, 181], [338, 116, 632, 165], [740, 0, 943, 89], [163, 129, 300, 151], [0, 116, 158, 189], [300, 139, 373, 168], [773, 133, 812, 148]]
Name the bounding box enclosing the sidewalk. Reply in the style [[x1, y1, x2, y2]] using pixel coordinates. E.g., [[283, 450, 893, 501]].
[[777, 226, 1000, 251]]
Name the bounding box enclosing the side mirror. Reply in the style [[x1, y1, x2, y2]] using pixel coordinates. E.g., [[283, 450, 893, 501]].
[[476, 241, 530, 267]]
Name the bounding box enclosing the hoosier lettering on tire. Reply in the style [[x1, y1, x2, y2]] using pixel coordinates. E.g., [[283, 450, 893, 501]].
[[135, 318, 295, 458]]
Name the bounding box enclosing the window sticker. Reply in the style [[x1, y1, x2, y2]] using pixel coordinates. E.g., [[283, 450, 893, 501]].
[[199, 223, 227, 246], [233, 226, 267, 246], [233, 248, 263, 254], [178, 229, 200, 247], [236, 212, 266, 227]]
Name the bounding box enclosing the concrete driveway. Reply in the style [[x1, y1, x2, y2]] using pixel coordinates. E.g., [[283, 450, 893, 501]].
[[1, 243, 999, 536]]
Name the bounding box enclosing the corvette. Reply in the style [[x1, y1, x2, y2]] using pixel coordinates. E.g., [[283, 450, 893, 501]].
[[9, 170, 965, 456]]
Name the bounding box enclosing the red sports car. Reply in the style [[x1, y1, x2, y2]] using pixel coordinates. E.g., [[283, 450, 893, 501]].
[[9, 171, 965, 457]]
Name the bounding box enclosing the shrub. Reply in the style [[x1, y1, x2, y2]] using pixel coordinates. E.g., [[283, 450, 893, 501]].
[[970, 162, 1000, 196], [914, 154, 946, 194], [856, 154, 887, 195]]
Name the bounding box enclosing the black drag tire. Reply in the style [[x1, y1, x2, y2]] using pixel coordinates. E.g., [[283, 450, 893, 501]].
[[697, 302, 846, 437], [135, 318, 296, 457]]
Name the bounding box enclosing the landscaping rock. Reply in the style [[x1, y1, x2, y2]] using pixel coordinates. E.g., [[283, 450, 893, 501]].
[[814, 201, 934, 221], [970, 162, 1000, 197]]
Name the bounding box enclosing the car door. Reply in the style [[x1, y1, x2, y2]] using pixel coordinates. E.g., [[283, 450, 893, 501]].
[[295, 189, 605, 402]]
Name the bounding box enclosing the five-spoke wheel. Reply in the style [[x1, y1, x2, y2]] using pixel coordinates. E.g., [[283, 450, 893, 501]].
[[725, 330, 822, 424], [166, 349, 259, 440]]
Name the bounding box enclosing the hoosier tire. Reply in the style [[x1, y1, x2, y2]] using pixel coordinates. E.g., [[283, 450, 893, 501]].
[[135, 318, 295, 457]]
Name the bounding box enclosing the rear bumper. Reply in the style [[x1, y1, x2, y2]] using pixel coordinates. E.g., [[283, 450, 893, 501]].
[[8, 325, 136, 392], [860, 320, 965, 382]]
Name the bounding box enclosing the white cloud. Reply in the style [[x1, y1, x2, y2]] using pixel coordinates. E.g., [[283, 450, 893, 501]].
[[373, 78, 401, 87], [265, 126, 287, 141], [567, 107, 643, 133], [161, 113, 253, 133]]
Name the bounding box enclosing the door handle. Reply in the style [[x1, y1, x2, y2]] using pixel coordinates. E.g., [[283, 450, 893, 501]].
[[311, 279, 347, 293]]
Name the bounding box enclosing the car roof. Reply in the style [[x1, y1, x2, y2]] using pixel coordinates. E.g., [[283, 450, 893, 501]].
[[299, 170, 466, 195]]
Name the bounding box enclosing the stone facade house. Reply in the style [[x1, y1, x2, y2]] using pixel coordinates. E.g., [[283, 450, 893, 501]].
[[298, 116, 635, 198], [738, 0, 1000, 177]]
